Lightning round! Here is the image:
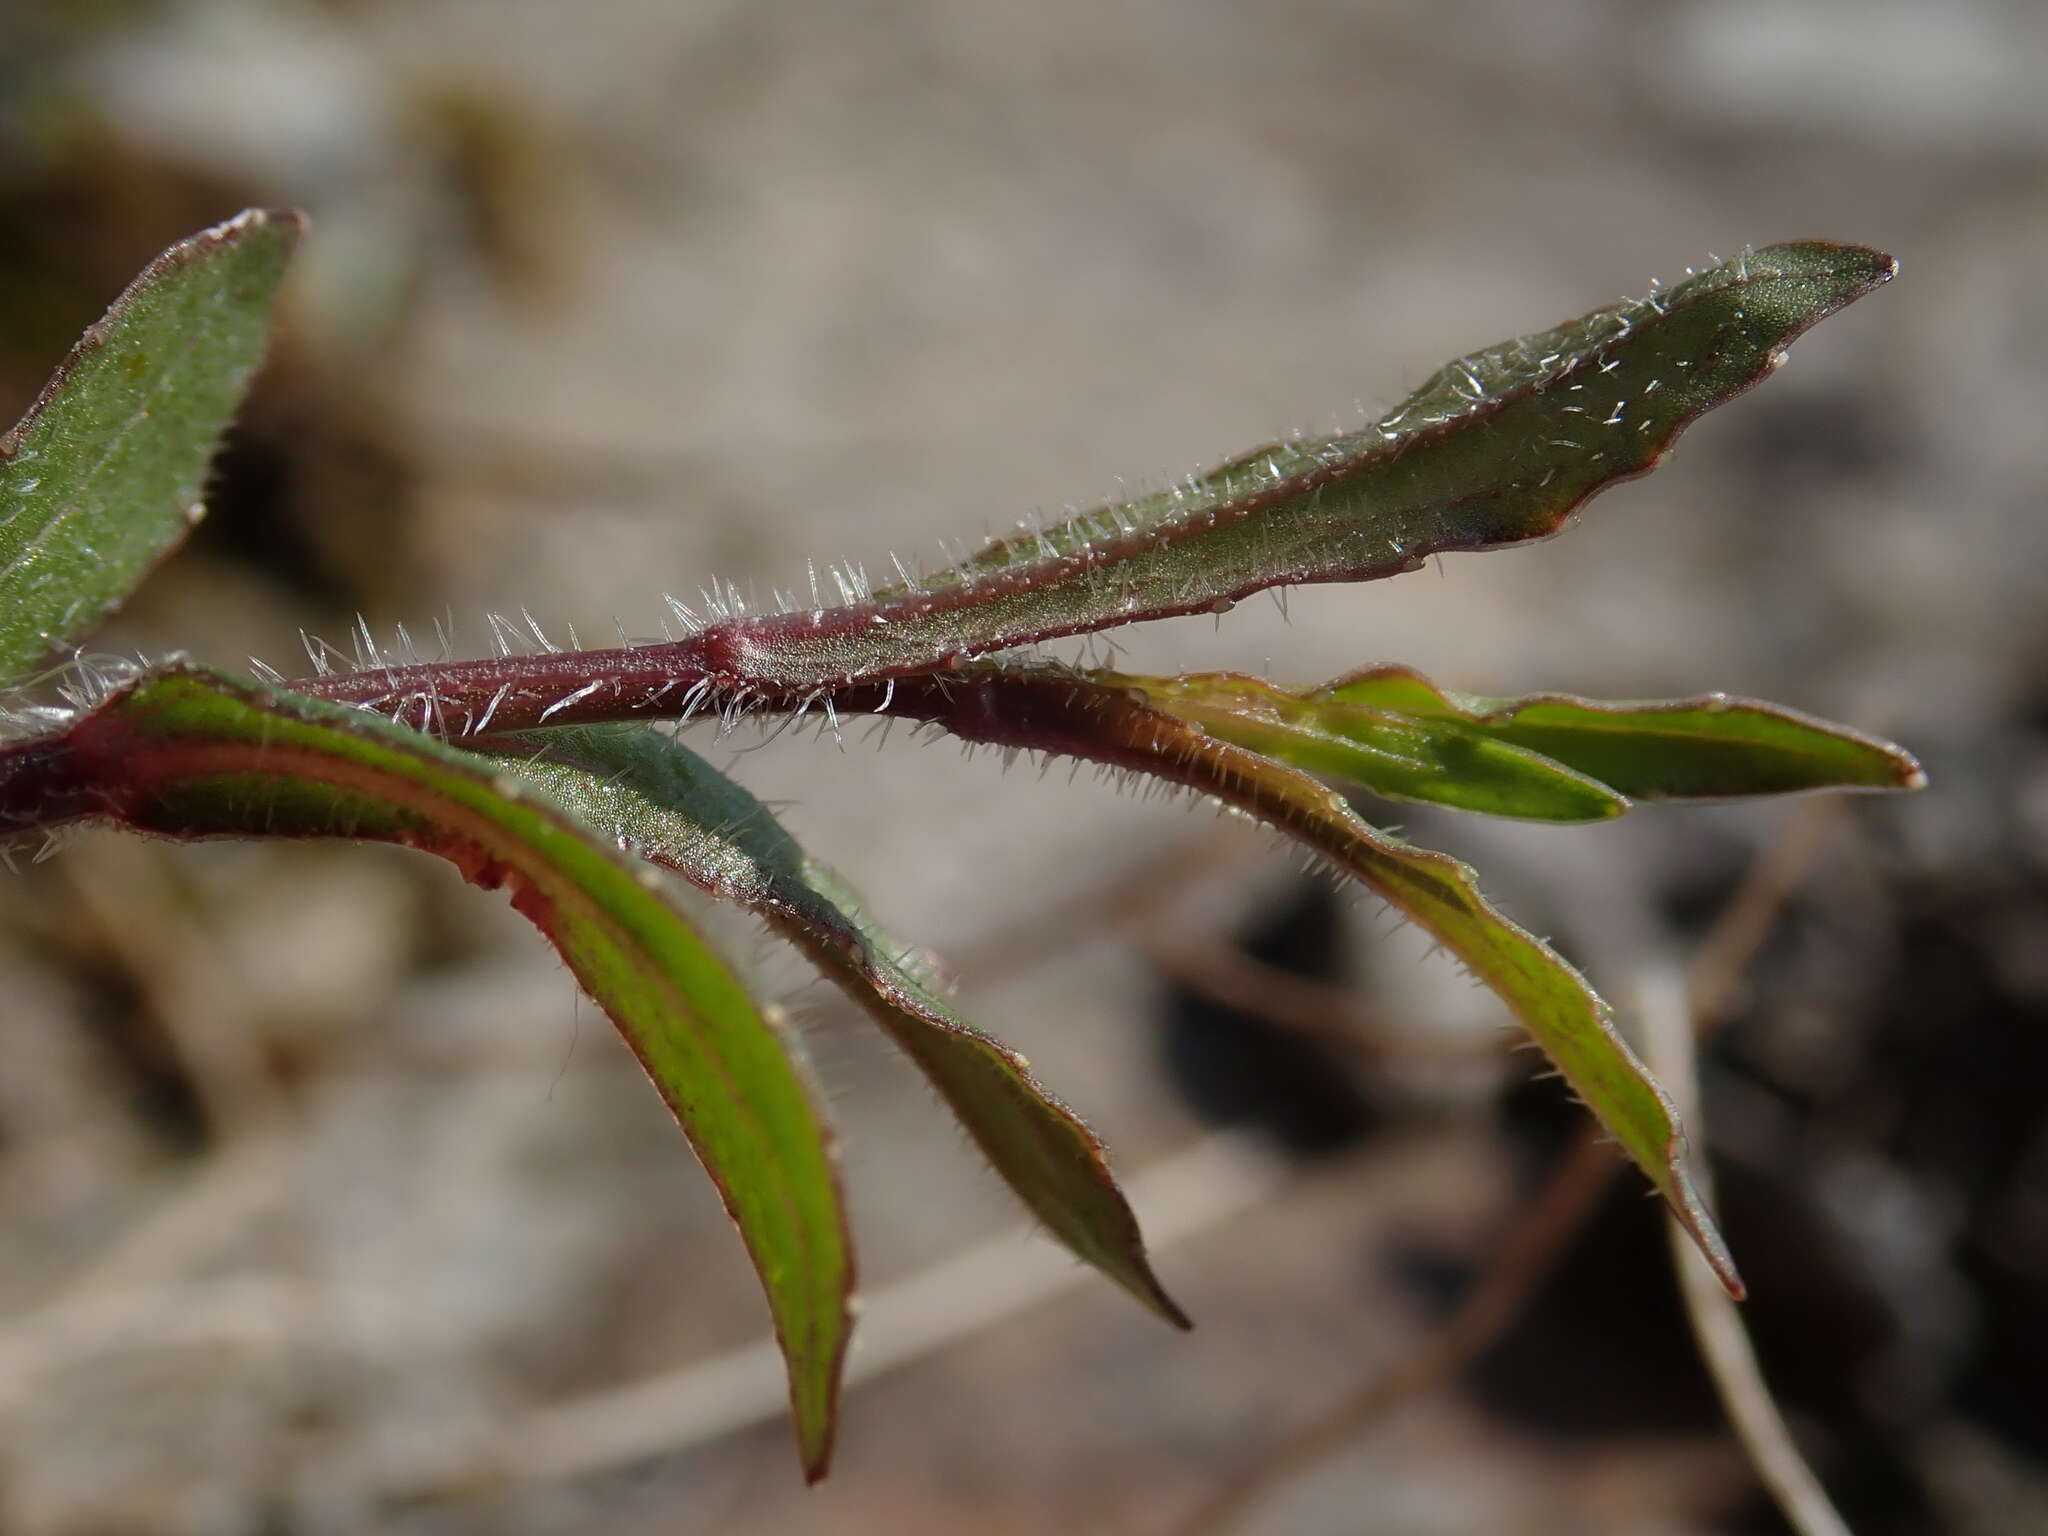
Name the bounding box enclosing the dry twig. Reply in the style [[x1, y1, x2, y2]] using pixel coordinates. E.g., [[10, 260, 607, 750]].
[[1172, 1124, 1618, 1536], [1644, 956, 1855, 1536]]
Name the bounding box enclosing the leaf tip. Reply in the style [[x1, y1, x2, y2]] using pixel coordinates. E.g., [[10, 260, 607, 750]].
[[1143, 1276, 1195, 1332], [152, 208, 307, 288], [1682, 1196, 1747, 1302], [1665, 1149, 1747, 1301], [207, 205, 310, 246], [1747, 240, 1899, 322], [1059, 1192, 1193, 1331]]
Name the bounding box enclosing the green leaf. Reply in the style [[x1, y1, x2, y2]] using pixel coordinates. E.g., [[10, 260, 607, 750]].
[[810, 244, 1896, 691], [852, 665, 1746, 1297], [0, 667, 853, 1478], [1105, 670, 1629, 822], [490, 723, 1191, 1329], [283, 242, 1896, 735], [0, 210, 302, 688], [1320, 666, 1926, 801], [1094, 667, 1923, 822]]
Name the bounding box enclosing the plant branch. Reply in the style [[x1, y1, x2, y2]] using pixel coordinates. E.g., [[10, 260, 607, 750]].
[[268, 244, 1893, 737]]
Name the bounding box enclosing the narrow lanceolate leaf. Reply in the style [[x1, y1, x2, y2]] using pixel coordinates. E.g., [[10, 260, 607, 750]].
[[284, 242, 1894, 733], [841, 665, 1746, 1297], [1105, 670, 1629, 823], [0, 668, 852, 1478], [1319, 667, 1926, 802], [0, 210, 301, 689], [491, 723, 1190, 1329], [1099, 668, 1924, 821]]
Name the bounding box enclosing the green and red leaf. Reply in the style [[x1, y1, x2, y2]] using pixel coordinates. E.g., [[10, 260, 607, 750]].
[[287, 242, 1897, 734], [0, 667, 853, 1478], [1103, 667, 1922, 821], [1319, 667, 1926, 802], [493, 724, 1189, 1329]]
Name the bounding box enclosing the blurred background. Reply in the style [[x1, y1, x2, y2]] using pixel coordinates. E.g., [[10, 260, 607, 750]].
[[2, 2, 2045, 1532]]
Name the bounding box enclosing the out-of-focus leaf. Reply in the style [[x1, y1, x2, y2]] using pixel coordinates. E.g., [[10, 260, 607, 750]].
[[847, 665, 1746, 1297], [286, 242, 1897, 733], [1321, 666, 1926, 801], [493, 723, 1190, 1329], [1106, 670, 1628, 822], [0, 667, 852, 1478], [0, 211, 301, 688]]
